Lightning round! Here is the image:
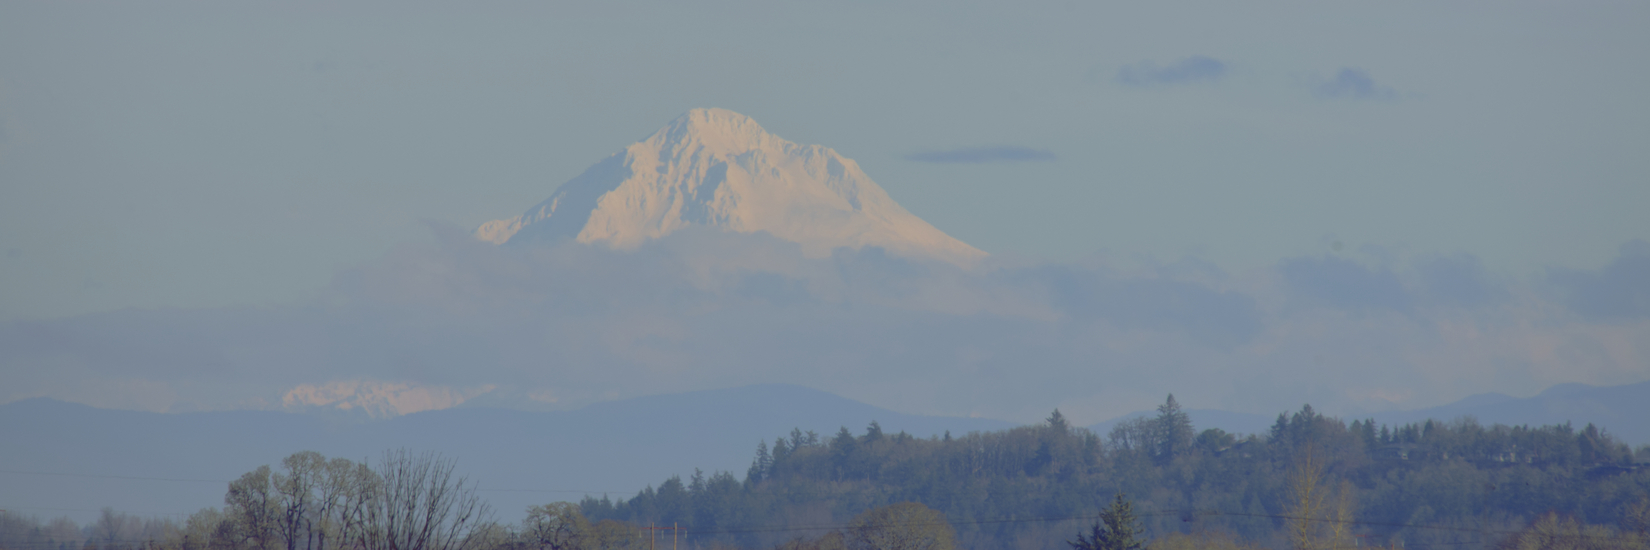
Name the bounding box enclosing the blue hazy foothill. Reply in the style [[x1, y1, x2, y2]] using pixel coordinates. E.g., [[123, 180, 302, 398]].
[[5, 381, 1649, 524], [0, 384, 1010, 523]]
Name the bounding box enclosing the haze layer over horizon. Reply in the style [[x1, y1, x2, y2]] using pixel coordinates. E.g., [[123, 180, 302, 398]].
[[1, 1, 1647, 320], [1, 1, 1647, 425]]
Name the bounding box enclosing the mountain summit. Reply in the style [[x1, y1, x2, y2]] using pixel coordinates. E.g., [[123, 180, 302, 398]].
[[476, 108, 985, 265]]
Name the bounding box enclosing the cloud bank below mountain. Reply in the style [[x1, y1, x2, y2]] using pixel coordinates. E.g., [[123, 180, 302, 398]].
[[1, 230, 1645, 425]]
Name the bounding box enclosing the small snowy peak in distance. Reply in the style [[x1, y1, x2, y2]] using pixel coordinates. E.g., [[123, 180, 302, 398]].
[[281, 380, 498, 419], [476, 108, 986, 266]]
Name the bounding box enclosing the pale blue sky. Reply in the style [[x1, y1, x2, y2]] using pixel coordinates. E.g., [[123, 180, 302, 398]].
[[2, 1, 1647, 321]]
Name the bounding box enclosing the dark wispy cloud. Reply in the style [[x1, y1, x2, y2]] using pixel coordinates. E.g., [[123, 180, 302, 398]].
[[904, 146, 1056, 164], [1116, 56, 1227, 87], [1549, 240, 1650, 322], [1315, 67, 1398, 100], [1026, 265, 1262, 349], [1279, 255, 1410, 313], [1279, 252, 1517, 313], [1415, 253, 1509, 308]]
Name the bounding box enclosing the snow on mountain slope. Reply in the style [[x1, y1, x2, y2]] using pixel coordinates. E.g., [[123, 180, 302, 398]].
[[476, 108, 985, 265], [281, 380, 497, 419]]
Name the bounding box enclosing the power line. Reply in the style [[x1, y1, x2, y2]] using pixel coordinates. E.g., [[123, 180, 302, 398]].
[[0, 487, 1629, 543], [0, 507, 1637, 549], [0, 505, 195, 517], [0, 469, 227, 484], [0, 469, 631, 495], [474, 488, 628, 494]]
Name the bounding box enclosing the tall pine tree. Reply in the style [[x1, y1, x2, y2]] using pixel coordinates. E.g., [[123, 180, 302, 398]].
[[1154, 394, 1193, 464], [1070, 493, 1144, 550], [747, 440, 771, 483]]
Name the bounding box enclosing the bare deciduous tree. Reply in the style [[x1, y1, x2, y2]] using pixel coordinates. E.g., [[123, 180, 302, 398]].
[[1284, 445, 1356, 550], [324, 458, 378, 550], [521, 503, 588, 550], [1285, 444, 1323, 550], [582, 520, 644, 550], [226, 467, 280, 550], [1497, 513, 1647, 550], [177, 508, 224, 550], [845, 502, 954, 550], [274, 452, 324, 550], [363, 450, 493, 550]]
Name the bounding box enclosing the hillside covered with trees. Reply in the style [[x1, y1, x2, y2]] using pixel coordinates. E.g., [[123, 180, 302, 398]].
[[3, 397, 1649, 550], [580, 397, 1650, 549]]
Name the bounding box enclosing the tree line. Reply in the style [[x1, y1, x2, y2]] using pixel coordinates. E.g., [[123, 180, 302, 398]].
[[4, 396, 1649, 550], [578, 396, 1650, 549], [0, 452, 960, 550], [1, 450, 491, 550]]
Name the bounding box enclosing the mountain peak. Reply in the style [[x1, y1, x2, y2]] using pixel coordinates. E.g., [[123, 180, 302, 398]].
[[476, 109, 985, 265], [665, 107, 765, 139]]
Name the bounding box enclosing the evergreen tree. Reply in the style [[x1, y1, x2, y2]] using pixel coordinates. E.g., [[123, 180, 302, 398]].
[[773, 437, 792, 463], [866, 421, 884, 443], [1154, 394, 1193, 464], [1070, 493, 1144, 550], [1048, 409, 1070, 434], [748, 441, 771, 483], [832, 427, 859, 478], [791, 428, 807, 450]]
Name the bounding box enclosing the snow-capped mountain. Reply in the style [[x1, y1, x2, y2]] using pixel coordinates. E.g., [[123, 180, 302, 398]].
[[476, 108, 985, 265], [281, 380, 498, 419]]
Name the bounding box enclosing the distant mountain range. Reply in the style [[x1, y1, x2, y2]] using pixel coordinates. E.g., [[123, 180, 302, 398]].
[[0, 384, 1010, 525], [1086, 380, 1650, 445], [1362, 380, 1650, 441], [4, 380, 1646, 526]]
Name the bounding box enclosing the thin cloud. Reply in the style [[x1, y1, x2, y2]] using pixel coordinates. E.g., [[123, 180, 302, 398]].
[[1416, 253, 1509, 308], [1549, 240, 1650, 322], [1278, 255, 1410, 313], [1116, 56, 1227, 87], [1027, 265, 1262, 349], [3, 229, 1646, 423], [904, 146, 1056, 164], [1315, 67, 1398, 100]]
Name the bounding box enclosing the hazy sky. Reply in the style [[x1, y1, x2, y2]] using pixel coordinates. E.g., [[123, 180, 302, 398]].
[[3, 0, 1646, 321], [2, 1, 1648, 425]]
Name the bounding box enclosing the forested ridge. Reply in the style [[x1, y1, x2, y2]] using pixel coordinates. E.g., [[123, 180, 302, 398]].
[[3, 397, 1649, 550], [579, 397, 1650, 549]]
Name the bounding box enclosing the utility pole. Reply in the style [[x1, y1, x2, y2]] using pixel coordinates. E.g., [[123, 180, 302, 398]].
[[644, 524, 686, 550]]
